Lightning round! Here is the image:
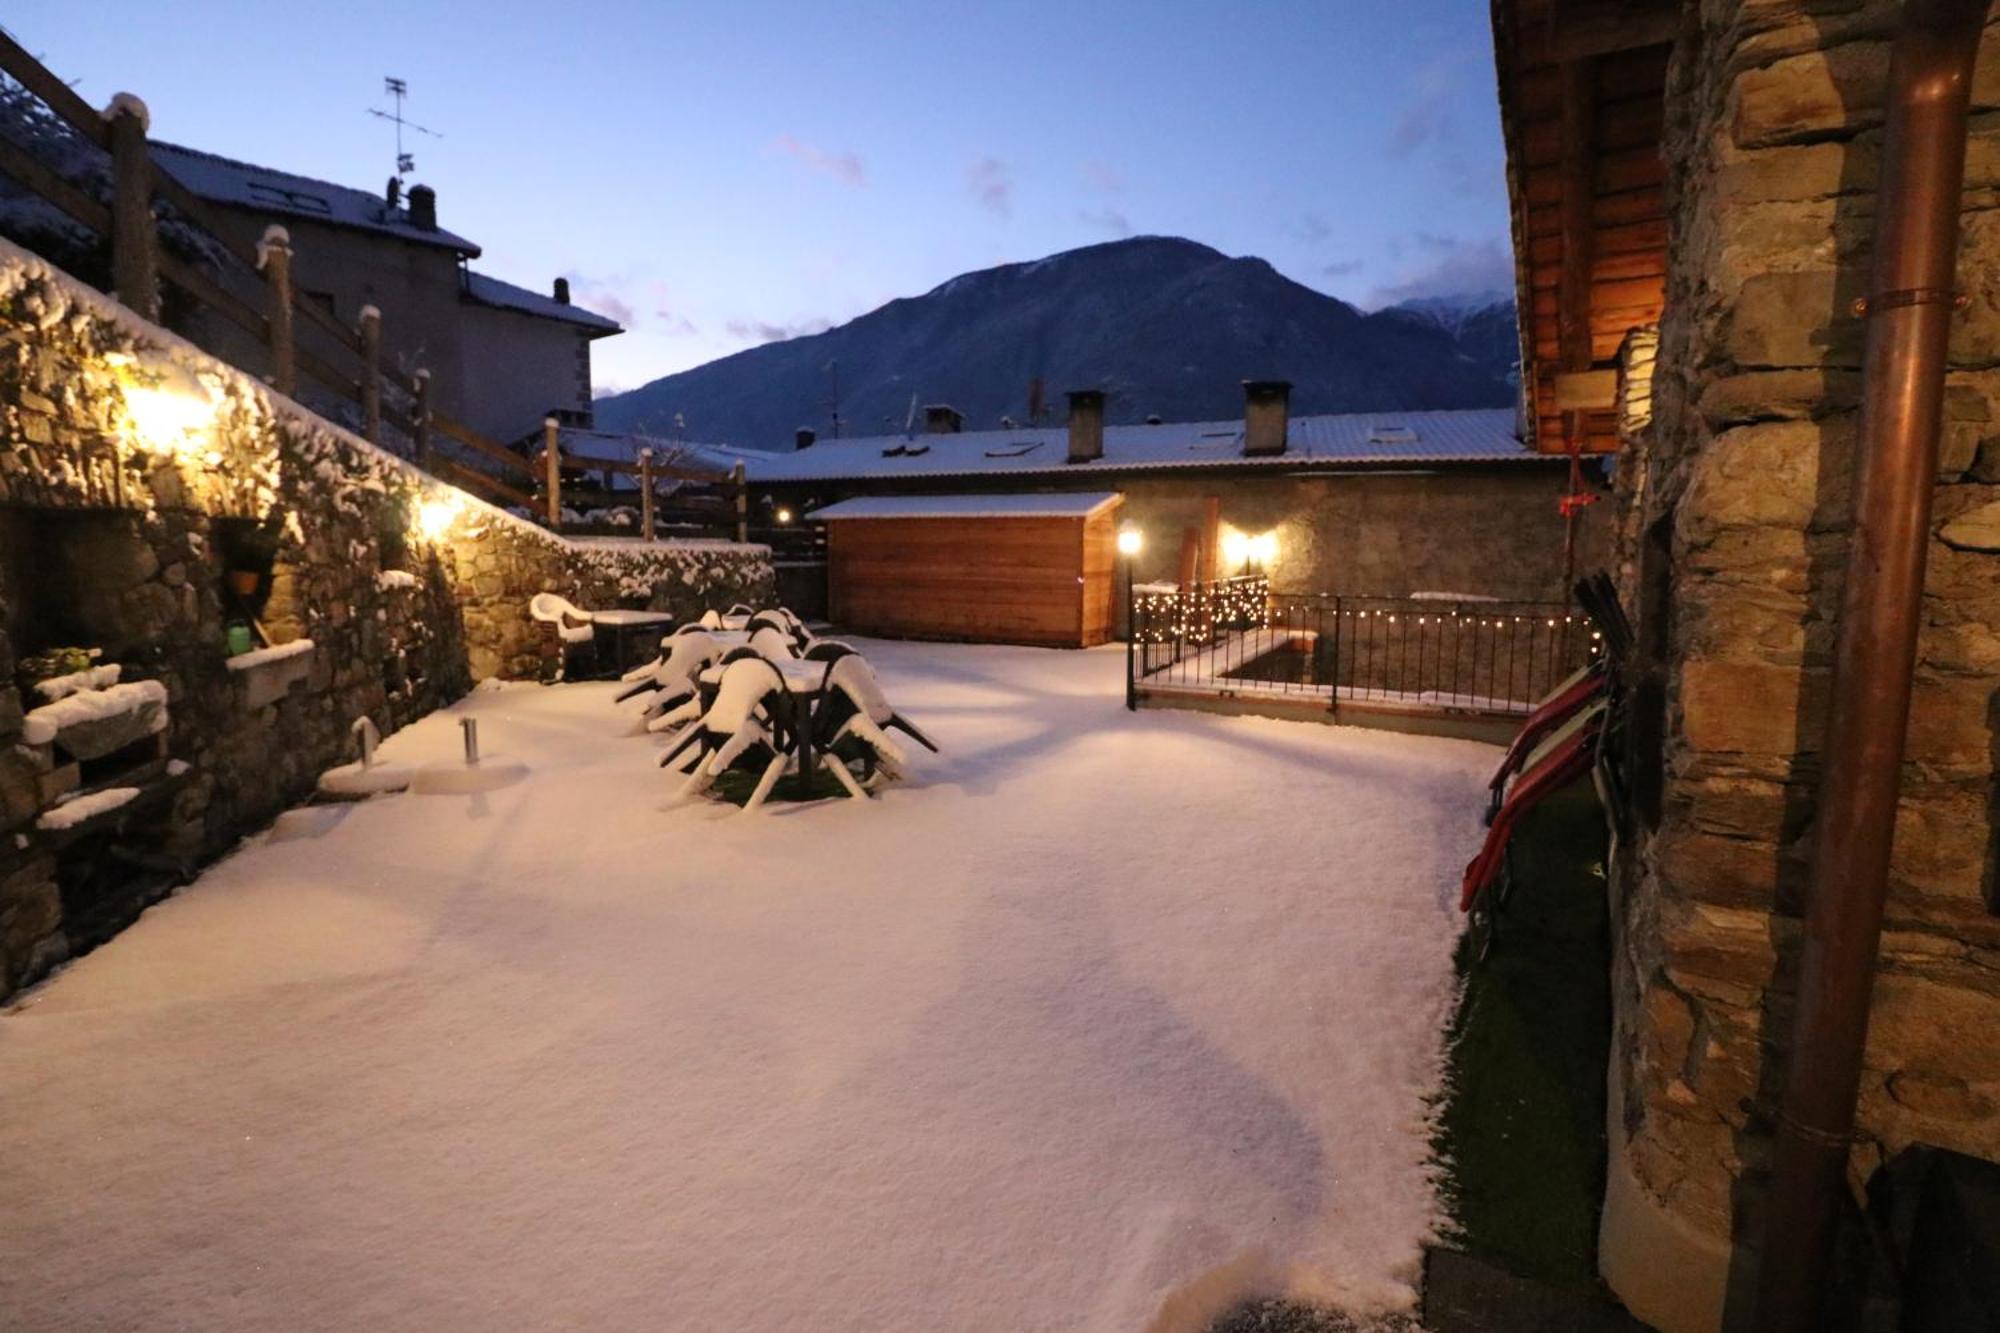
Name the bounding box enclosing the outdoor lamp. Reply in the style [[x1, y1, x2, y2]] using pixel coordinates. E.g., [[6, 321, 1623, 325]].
[[1250, 530, 1279, 568], [1116, 525, 1142, 557], [416, 495, 462, 540], [776, 507, 794, 525], [115, 356, 218, 457], [1221, 529, 1251, 571]]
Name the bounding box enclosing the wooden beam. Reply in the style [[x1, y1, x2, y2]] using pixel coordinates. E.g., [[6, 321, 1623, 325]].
[[1553, 369, 1619, 410], [1548, 1, 1679, 61], [1557, 57, 1598, 373]]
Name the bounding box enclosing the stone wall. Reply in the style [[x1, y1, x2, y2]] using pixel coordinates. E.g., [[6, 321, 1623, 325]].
[[0, 240, 770, 999], [1599, 8, 2000, 1329], [1118, 465, 1608, 602]]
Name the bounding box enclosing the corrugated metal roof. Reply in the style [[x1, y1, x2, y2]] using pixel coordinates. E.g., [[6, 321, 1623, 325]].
[[151, 142, 482, 255], [808, 492, 1122, 520], [677, 407, 1541, 483], [464, 272, 622, 335]]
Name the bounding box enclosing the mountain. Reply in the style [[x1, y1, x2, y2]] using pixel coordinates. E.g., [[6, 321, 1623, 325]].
[[595, 237, 1519, 448]]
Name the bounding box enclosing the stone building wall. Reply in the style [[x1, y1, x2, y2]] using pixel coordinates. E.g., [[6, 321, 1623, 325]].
[[1117, 465, 1608, 602], [1599, 8, 2000, 1329], [0, 240, 770, 999]]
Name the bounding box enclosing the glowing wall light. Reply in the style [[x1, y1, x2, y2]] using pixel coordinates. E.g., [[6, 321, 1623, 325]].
[[1116, 525, 1143, 557], [416, 494, 462, 540], [1220, 529, 1250, 570], [114, 358, 218, 458], [1249, 530, 1279, 568]]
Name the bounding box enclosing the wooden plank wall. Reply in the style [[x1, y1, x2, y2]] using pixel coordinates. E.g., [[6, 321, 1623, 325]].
[[1079, 507, 1118, 647], [827, 515, 1113, 648], [1498, 0, 1671, 454]]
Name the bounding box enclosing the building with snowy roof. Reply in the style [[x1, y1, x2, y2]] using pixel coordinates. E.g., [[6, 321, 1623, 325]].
[[600, 381, 1610, 611], [150, 142, 620, 446]]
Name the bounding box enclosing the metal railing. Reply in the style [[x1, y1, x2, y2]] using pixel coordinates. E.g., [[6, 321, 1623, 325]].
[[1130, 576, 1596, 716]]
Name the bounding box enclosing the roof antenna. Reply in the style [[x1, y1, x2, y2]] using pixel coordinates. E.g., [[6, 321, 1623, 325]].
[[368, 76, 441, 207]]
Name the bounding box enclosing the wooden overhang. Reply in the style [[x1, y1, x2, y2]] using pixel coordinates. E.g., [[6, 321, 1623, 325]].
[[1492, 0, 1677, 454]]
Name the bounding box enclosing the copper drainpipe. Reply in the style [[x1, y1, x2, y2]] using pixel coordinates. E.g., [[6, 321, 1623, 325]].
[[1757, 2, 1992, 1328]]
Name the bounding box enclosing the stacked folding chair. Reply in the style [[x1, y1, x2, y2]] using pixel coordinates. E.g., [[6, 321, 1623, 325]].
[[1460, 573, 1634, 958]]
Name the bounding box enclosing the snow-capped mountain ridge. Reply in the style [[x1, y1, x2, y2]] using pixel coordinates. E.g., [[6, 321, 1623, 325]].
[[597, 237, 1517, 449]]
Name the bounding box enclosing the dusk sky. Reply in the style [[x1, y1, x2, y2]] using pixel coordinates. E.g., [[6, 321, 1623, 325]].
[[13, 0, 1514, 395]]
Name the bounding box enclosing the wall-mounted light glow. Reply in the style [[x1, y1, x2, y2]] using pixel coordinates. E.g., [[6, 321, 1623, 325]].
[[117, 359, 218, 457], [1116, 525, 1143, 557], [1221, 529, 1250, 569], [1249, 530, 1278, 568], [775, 507, 794, 525], [416, 495, 462, 540]]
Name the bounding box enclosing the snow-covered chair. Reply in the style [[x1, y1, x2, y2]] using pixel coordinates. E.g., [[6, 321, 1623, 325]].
[[529, 592, 596, 682], [811, 648, 937, 790], [748, 608, 813, 654], [747, 623, 801, 661], [639, 633, 734, 733], [659, 654, 801, 812]]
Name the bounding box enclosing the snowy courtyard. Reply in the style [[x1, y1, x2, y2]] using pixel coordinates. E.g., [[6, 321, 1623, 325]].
[[0, 640, 1493, 1332]]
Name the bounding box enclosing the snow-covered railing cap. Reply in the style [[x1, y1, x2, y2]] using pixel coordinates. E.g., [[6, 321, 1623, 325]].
[[358, 304, 381, 324], [100, 92, 150, 132]]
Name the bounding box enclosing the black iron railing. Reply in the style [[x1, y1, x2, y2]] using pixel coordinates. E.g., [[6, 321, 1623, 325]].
[[1130, 577, 1596, 716]]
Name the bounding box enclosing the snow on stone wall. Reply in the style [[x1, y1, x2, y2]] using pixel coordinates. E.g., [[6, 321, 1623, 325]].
[[0, 237, 771, 996]]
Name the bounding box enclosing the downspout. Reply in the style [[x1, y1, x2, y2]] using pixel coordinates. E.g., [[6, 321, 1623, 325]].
[[1756, 3, 1992, 1330]]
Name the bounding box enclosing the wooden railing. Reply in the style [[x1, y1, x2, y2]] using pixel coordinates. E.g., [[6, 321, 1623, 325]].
[[0, 33, 749, 542]]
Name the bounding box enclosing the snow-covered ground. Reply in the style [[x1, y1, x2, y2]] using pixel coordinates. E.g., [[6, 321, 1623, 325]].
[[0, 640, 1493, 1333]]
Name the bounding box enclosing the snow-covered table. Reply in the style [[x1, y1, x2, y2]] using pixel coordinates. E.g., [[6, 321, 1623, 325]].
[[589, 609, 677, 676]]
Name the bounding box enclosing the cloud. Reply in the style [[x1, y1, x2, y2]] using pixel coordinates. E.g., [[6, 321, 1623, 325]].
[[1368, 235, 1515, 307], [724, 316, 835, 344], [1388, 57, 1459, 158], [653, 310, 699, 337], [1322, 259, 1363, 277], [966, 157, 1013, 218], [771, 134, 867, 187], [1288, 212, 1333, 245], [1082, 159, 1125, 193], [1077, 207, 1131, 237], [559, 270, 636, 327]]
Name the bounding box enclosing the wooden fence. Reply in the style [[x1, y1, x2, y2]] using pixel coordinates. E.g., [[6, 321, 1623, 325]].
[[0, 33, 747, 542]]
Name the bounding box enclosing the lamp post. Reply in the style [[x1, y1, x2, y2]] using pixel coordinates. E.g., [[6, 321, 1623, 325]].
[[1118, 525, 1143, 711]]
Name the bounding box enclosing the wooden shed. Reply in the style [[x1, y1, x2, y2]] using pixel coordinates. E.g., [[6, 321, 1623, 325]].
[[810, 492, 1123, 648]]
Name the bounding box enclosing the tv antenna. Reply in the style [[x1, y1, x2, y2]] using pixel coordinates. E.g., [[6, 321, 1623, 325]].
[[368, 76, 441, 187]]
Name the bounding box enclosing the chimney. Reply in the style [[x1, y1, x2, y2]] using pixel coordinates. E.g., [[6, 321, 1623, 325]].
[[1066, 388, 1105, 464], [407, 184, 437, 232], [923, 403, 964, 434], [795, 427, 817, 450], [1242, 379, 1291, 457], [553, 276, 571, 304]]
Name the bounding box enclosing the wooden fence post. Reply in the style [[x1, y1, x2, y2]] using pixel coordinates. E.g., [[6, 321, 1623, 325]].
[[732, 461, 748, 543], [543, 417, 562, 528], [639, 447, 655, 540], [104, 93, 158, 320], [258, 224, 295, 395], [357, 305, 382, 443], [412, 369, 432, 469]]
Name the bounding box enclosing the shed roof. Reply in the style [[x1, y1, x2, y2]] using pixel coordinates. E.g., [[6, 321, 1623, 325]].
[[464, 272, 622, 336], [688, 407, 1541, 484], [808, 492, 1122, 521], [151, 142, 482, 256]]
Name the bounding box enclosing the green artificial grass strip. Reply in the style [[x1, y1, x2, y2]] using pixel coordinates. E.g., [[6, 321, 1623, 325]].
[[706, 765, 856, 807], [1434, 777, 1613, 1287]]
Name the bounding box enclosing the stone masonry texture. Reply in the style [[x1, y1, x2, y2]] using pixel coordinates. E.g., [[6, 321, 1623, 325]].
[[1608, 0, 2000, 1257]]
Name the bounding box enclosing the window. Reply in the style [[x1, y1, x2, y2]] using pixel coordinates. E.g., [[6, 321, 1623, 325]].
[[245, 182, 332, 215]]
